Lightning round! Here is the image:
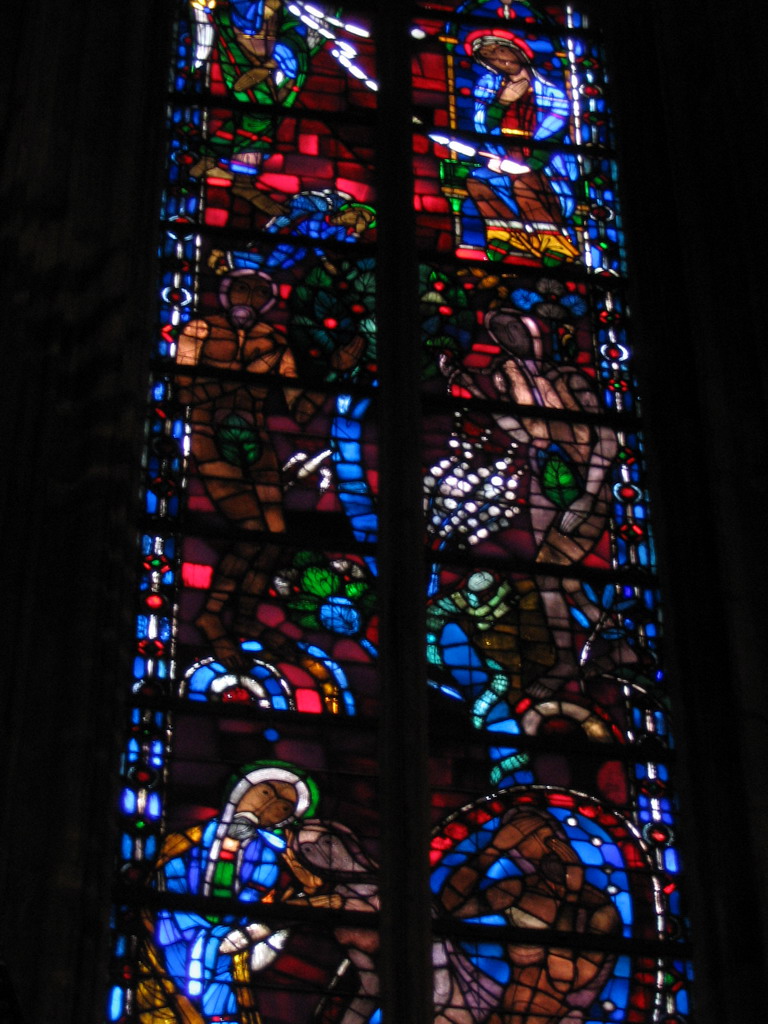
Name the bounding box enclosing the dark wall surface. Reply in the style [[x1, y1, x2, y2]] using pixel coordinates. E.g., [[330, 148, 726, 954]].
[[606, 3, 768, 1018], [0, 5, 171, 1021], [1, 2, 766, 1022]]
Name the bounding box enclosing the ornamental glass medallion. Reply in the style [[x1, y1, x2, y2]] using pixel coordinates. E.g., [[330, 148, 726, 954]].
[[109, 3, 691, 1023]]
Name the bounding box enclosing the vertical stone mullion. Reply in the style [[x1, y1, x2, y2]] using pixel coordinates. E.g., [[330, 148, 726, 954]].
[[374, 1, 433, 1022]]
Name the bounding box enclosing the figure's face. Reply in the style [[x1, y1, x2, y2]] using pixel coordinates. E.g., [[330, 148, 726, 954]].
[[292, 823, 367, 874], [228, 276, 273, 311], [487, 312, 534, 358], [236, 780, 299, 827], [478, 43, 527, 77]]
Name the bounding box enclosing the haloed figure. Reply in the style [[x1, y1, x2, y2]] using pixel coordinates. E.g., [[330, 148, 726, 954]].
[[139, 763, 316, 1023], [176, 269, 323, 669], [463, 33, 579, 261]]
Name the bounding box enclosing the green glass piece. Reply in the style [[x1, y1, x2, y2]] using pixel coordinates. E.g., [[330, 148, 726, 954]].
[[216, 414, 262, 467], [212, 859, 235, 897], [540, 450, 583, 509], [301, 566, 338, 598]]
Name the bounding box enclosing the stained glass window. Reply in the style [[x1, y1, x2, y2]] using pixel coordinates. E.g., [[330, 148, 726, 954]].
[[108, 3, 691, 1022]]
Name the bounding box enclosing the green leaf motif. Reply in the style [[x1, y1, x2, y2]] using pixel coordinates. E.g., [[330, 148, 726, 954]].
[[540, 450, 582, 509], [300, 566, 338, 598], [216, 414, 262, 467]]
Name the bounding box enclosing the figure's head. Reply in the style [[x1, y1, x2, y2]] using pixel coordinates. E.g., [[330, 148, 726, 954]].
[[485, 309, 542, 360], [219, 268, 277, 328], [469, 33, 533, 76], [222, 763, 317, 838], [289, 819, 377, 877]]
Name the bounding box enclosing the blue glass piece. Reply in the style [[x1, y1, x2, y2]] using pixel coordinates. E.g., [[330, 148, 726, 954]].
[[433, 681, 462, 700], [430, 866, 451, 893], [584, 867, 608, 889], [601, 843, 624, 868], [664, 846, 680, 873], [486, 856, 522, 880], [261, 830, 287, 851], [122, 789, 136, 815], [319, 596, 361, 635], [614, 891, 633, 927], [360, 636, 378, 659], [495, 767, 534, 787], [602, 975, 629, 1007], [614, 955, 632, 978], [569, 605, 591, 628], [157, 913, 180, 947], [251, 862, 279, 888], [486, 715, 520, 734], [108, 985, 124, 1020], [510, 287, 538, 310], [461, 943, 509, 984], [260, 674, 283, 695], [188, 665, 217, 694], [610, 871, 628, 893], [439, 852, 469, 867]]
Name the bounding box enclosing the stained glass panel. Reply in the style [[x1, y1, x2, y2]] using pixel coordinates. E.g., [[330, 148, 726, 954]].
[[415, 4, 688, 1022], [110, 2, 691, 1022]]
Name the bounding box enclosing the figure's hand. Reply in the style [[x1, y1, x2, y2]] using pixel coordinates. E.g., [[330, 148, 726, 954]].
[[234, 61, 277, 92], [219, 922, 272, 954], [282, 847, 323, 893], [308, 893, 343, 909], [330, 335, 365, 373], [559, 494, 594, 535]]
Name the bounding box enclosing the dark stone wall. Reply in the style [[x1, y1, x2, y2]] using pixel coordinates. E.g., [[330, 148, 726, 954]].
[[1, 2, 766, 1021], [604, 3, 768, 1019], [0, 5, 171, 1021]]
